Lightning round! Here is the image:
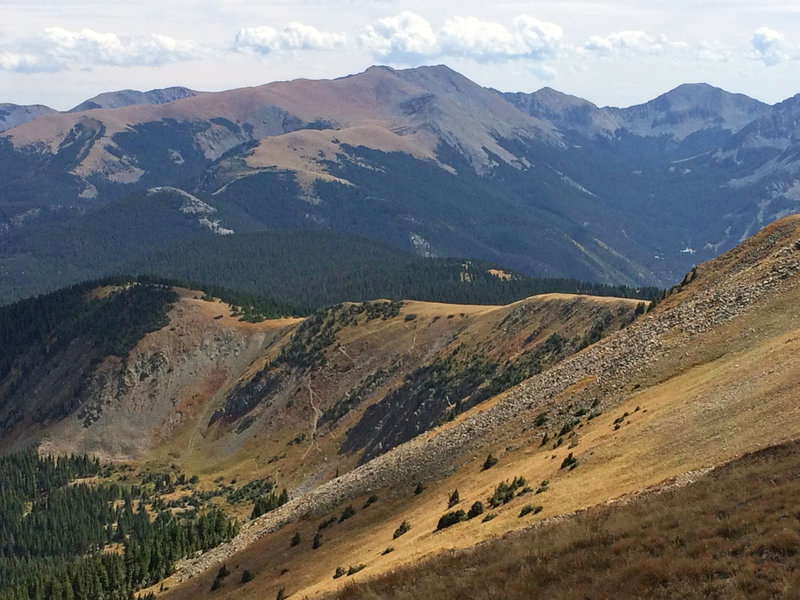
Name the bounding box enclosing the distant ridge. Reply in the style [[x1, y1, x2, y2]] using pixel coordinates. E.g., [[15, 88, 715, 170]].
[[0, 103, 55, 132], [68, 86, 198, 112], [2, 65, 800, 302]]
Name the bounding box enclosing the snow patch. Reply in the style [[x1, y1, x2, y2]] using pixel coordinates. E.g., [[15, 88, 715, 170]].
[[10, 208, 41, 227]]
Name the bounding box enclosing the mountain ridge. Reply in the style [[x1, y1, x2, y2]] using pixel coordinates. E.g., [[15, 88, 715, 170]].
[[1, 64, 799, 299]]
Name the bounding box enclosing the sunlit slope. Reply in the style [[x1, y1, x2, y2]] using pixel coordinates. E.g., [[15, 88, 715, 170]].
[[156, 216, 800, 599]]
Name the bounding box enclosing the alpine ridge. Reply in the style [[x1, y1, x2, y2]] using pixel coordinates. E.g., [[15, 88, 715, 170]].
[[2, 65, 800, 304]]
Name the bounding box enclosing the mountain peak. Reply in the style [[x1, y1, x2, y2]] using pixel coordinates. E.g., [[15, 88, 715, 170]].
[[0, 103, 56, 133], [68, 86, 198, 113], [615, 82, 768, 138]]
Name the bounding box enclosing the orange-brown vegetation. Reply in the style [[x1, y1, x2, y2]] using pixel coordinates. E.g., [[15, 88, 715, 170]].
[[327, 441, 800, 600]]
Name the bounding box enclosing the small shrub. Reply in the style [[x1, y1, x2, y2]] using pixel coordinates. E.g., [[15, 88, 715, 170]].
[[482, 454, 499, 471], [448, 489, 460, 508], [333, 566, 346, 579], [404, 313, 418, 321], [540, 432, 550, 447], [534, 412, 548, 427], [318, 516, 337, 530], [558, 420, 577, 437], [312, 531, 322, 549], [290, 531, 301, 547], [363, 494, 378, 509], [339, 504, 356, 523], [519, 504, 543, 518], [347, 564, 367, 576], [482, 513, 497, 523], [414, 482, 425, 494], [518, 486, 533, 496], [535, 480, 550, 494], [276, 588, 287, 600], [437, 510, 466, 530], [240, 569, 254, 583], [217, 564, 230, 579], [488, 477, 527, 507], [560, 453, 578, 470], [382, 546, 394, 555], [393, 520, 411, 539], [467, 501, 484, 519], [210, 577, 223, 591]]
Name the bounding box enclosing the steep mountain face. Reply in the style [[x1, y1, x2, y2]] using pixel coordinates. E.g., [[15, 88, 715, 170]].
[[613, 83, 768, 138], [158, 215, 800, 600], [0, 103, 56, 132], [1, 66, 799, 300], [68, 86, 198, 112], [0, 277, 640, 486]]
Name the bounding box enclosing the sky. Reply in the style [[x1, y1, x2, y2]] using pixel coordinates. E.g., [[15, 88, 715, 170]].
[[2, 0, 800, 111]]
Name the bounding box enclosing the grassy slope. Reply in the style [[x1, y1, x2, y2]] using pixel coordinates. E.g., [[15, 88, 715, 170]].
[[155, 217, 800, 600], [326, 440, 800, 600], [148, 293, 640, 496]]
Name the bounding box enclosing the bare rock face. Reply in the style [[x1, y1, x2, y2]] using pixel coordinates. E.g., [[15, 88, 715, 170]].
[[38, 296, 287, 461]]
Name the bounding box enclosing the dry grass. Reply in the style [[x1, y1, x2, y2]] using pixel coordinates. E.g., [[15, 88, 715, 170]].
[[327, 440, 800, 600]]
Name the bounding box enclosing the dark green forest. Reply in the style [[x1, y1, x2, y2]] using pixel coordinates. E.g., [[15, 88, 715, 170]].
[[0, 278, 176, 382], [126, 230, 661, 315], [0, 450, 238, 600]]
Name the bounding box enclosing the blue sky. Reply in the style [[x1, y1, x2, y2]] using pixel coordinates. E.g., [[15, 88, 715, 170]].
[[2, 0, 799, 110]]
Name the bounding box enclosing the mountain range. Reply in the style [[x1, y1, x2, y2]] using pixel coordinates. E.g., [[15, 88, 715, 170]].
[[2, 65, 800, 303], [2, 212, 799, 599]]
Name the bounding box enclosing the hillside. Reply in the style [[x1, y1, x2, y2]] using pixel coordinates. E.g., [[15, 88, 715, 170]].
[[0, 216, 798, 600], [2, 66, 800, 302], [326, 440, 800, 599], [0, 281, 641, 468], [0, 184, 658, 306], [142, 215, 800, 599]]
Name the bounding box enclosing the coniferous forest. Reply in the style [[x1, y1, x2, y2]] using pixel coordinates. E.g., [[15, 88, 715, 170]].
[[125, 230, 661, 316], [0, 449, 239, 600]]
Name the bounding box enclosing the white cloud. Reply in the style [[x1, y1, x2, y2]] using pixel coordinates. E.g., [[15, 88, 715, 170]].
[[512, 15, 564, 59], [233, 22, 345, 54], [360, 11, 438, 60], [583, 30, 671, 57], [751, 27, 791, 65], [0, 27, 202, 73], [439, 15, 562, 60]]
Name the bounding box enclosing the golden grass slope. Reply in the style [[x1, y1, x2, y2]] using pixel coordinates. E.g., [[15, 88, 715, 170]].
[[154, 216, 800, 599], [150, 292, 639, 494], [326, 440, 800, 600]]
